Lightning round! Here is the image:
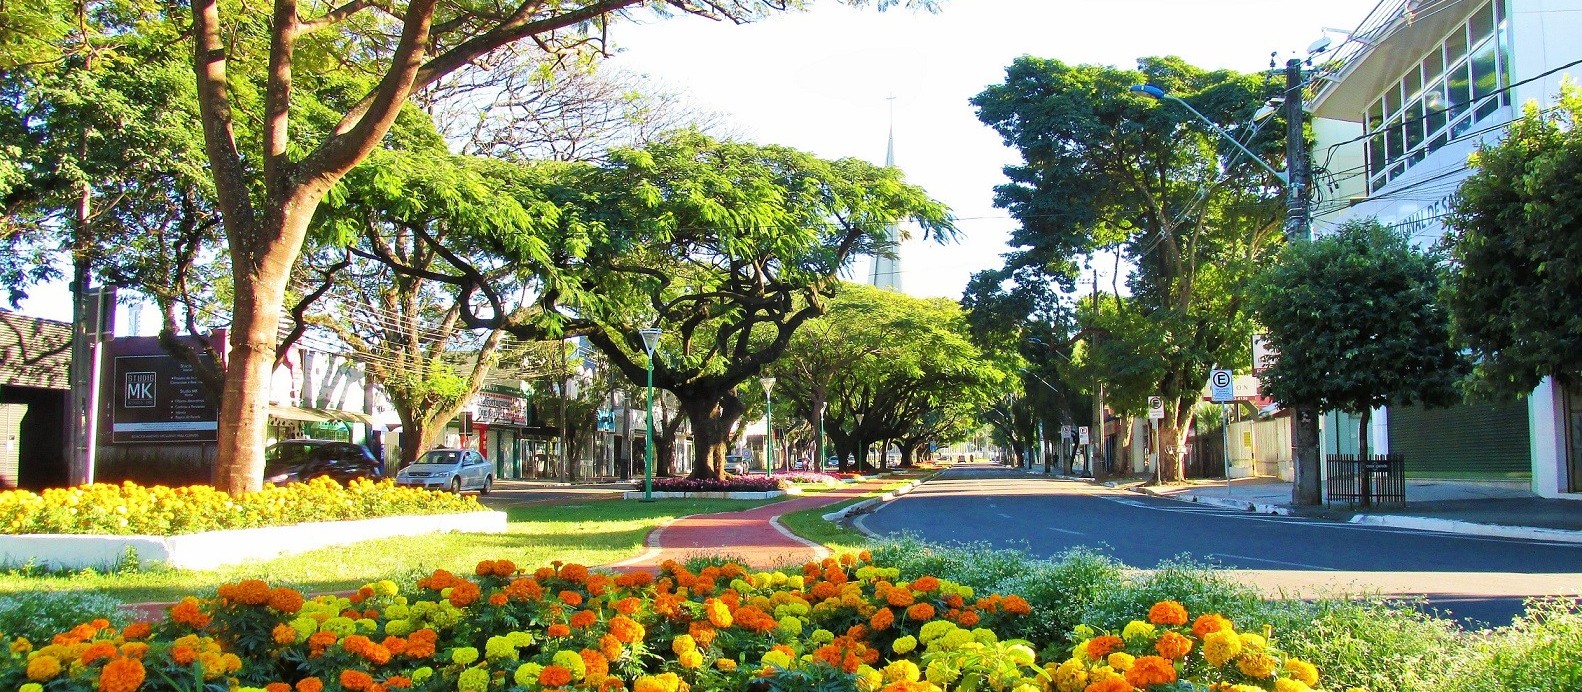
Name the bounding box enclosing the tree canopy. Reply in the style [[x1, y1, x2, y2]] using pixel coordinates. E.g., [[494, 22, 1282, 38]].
[[1446, 87, 1582, 396], [1247, 218, 1466, 454]]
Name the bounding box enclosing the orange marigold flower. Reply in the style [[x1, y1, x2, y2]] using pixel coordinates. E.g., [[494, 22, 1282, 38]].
[[608, 616, 644, 644], [1192, 614, 1232, 638], [340, 670, 374, 692], [403, 630, 436, 659], [1124, 656, 1177, 687], [448, 581, 481, 608], [122, 623, 152, 640], [870, 607, 895, 631], [307, 631, 338, 657], [266, 683, 291, 692], [534, 567, 557, 581], [688, 621, 716, 646], [560, 564, 590, 583], [586, 575, 611, 596], [296, 677, 324, 692], [119, 643, 149, 660], [599, 634, 622, 661], [1148, 601, 1189, 626], [885, 589, 915, 608], [570, 610, 598, 629], [858, 550, 873, 563], [958, 609, 981, 627], [911, 576, 940, 592], [539, 665, 573, 688], [98, 656, 145, 692], [1003, 595, 1032, 615], [581, 649, 610, 683], [384, 676, 412, 689], [905, 603, 936, 621], [503, 578, 544, 602], [559, 590, 584, 607], [170, 598, 210, 629], [944, 594, 964, 609], [272, 624, 297, 645], [169, 645, 197, 666], [1086, 635, 1125, 661], [224, 579, 272, 606], [615, 598, 641, 615], [546, 624, 572, 638], [488, 594, 508, 607], [82, 641, 119, 665], [1155, 631, 1193, 660], [269, 588, 305, 614], [1085, 677, 1134, 692]]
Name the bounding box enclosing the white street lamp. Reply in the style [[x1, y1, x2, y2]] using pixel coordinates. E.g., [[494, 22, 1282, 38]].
[[638, 327, 662, 502], [760, 376, 776, 476]]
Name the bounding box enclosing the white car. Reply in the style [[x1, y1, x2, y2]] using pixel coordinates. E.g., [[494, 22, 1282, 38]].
[[395, 448, 493, 493]]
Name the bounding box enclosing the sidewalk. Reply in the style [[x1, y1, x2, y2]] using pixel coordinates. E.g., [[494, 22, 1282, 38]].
[[1110, 474, 1582, 543], [604, 475, 913, 573]]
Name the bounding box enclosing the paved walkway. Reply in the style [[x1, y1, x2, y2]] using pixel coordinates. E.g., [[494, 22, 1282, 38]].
[[604, 476, 900, 572]]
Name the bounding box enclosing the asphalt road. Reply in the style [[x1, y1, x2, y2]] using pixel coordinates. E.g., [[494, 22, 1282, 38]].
[[856, 464, 1582, 627]]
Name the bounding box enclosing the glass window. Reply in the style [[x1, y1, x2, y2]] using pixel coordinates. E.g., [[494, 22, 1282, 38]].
[[1448, 59, 1472, 116], [1497, 3, 1512, 106], [1406, 101, 1426, 151], [1368, 133, 1386, 179], [1385, 82, 1402, 114], [1424, 78, 1448, 135], [1385, 115, 1404, 160], [1446, 23, 1469, 65], [1404, 63, 1423, 103], [1470, 1, 1495, 45], [1471, 38, 1499, 118]]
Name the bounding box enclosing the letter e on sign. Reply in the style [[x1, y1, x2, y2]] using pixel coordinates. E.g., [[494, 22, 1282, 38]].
[[1209, 369, 1234, 403]]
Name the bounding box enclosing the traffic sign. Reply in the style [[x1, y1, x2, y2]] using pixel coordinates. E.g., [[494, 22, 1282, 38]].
[[1209, 369, 1235, 403], [1060, 424, 1073, 439], [1148, 396, 1164, 419], [1077, 426, 1090, 445]]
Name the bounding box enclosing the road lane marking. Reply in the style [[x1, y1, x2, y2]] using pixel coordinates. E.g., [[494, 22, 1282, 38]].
[[1210, 553, 1338, 571], [996, 512, 1012, 519], [1049, 527, 1084, 535]]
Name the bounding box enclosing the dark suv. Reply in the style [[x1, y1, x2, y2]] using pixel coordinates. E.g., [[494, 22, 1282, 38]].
[[264, 440, 384, 486]]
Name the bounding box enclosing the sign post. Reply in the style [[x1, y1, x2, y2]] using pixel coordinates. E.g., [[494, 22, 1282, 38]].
[[1208, 369, 1235, 495]]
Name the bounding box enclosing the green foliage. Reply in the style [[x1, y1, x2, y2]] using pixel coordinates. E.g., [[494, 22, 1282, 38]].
[[0, 591, 126, 641], [1443, 598, 1582, 691], [1264, 596, 1466, 692], [1247, 218, 1467, 421], [1446, 85, 1582, 396]]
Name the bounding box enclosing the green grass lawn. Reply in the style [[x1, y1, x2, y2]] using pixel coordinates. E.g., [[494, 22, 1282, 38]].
[[777, 473, 933, 558], [0, 497, 781, 604]]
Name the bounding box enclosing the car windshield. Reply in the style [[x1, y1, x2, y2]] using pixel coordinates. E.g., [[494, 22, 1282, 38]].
[[264, 444, 317, 473], [418, 451, 460, 466]]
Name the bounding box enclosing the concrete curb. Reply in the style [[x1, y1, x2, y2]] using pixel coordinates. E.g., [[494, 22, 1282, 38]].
[[822, 478, 927, 523], [1130, 486, 1292, 516], [1349, 514, 1582, 544]]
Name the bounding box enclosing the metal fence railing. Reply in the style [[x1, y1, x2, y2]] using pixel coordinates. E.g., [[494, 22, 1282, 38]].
[[1326, 453, 1405, 507]]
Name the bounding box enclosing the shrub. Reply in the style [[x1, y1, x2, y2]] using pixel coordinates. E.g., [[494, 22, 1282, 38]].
[[1442, 598, 1582, 692], [645, 476, 780, 493], [0, 591, 126, 642], [0, 477, 484, 536], [770, 472, 840, 486], [1260, 596, 1464, 692], [1078, 555, 1269, 640]]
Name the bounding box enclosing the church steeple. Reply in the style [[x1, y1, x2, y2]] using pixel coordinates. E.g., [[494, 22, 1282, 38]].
[[869, 98, 903, 292]]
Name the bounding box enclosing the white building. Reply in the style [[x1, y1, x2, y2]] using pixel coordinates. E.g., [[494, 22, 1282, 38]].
[[1309, 0, 1582, 497]]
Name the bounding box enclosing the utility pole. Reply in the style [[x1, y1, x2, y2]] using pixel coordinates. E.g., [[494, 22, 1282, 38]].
[[1284, 57, 1322, 505]]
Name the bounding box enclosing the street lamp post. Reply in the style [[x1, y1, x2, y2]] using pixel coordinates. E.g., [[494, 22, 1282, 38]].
[[639, 327, 663, 502], [815, 400, 826, 473], [760, 376, 776, 476], [854, 412, 865, 473]]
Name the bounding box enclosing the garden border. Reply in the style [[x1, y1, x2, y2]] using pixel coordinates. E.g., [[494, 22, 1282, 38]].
[[0, 511, 508, 571]]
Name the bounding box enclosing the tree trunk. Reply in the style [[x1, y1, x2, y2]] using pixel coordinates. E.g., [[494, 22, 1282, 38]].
[[1358, 407, 1372, 508], [1157, 398, 1190, 483], [681, 393, 742, 480], [397, 407, 448, 468], [1291, 404, 1322, 505]]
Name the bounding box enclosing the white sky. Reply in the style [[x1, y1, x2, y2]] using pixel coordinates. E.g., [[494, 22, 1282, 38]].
[[16, 0, 1383, 325]]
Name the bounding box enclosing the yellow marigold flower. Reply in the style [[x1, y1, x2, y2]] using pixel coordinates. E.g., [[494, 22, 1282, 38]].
[[25, 656, 60, 682], [761, 650, 792, 670], [20, 684, 42, 692], [1121, 620, 1156, 641], [884, 660, 921, 683], [1285, 659, 1319, 686], [1203, 629, 1243, 667], [456, 667, 489, 692], [452, 647, 480, 665], [671, 635, 696, 656], [373, 580, 399, 597], [552, 650, 586, 679], [1238, 653, 1279, 679], [1107, 652, 1135, 671], [484, 636, 516, 662], [12, 638, 33, 654], [892, 635, 918, 654], [919, 620, 954, 643], [1239, 632, 1268, 651], [1048, 659, 1087, 692], [677, 650, 703, 669], [512, 663, 542, 687], [1275, 680, 1314, 692], [855, 665, 883, 692], [777, 616, 802, 637], [810, 629, 834, 644], [714, 659, 737, 672]]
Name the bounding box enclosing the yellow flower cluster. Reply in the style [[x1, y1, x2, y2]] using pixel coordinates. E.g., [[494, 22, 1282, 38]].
[[0, 477, 481, 535], [1050, 600, 1325, 691]]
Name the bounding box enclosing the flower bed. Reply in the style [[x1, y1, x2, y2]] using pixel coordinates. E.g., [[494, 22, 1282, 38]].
[[0, 552, 1330, 692], [770, 472, 841, 486], [0, 478, 483, 536]]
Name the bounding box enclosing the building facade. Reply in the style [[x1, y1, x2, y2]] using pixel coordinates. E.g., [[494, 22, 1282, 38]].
[[1309, 0, 1582, 497]]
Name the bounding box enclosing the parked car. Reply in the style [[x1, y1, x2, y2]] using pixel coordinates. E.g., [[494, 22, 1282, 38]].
[[395, 448, 493, 493], [723, 454, 749, 475], [824, 457, 839, 470], [264, 440, 383, 486]]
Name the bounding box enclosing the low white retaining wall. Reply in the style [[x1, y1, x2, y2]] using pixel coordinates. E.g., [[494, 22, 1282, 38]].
[[0, 511, 508, 571], [623, 490, 786, 500]]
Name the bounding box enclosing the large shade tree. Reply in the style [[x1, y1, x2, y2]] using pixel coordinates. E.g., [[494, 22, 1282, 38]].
[[1445, 89, 1582, 396], [376, 133, 953, 479], [185, 0, 940, 493], [969, 55, 1285, 483], [1246, 218, 1466, 458]]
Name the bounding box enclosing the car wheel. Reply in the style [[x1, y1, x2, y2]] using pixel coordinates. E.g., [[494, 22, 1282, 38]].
[[480, 475, 492, 495], [450, 476, 462, 493]]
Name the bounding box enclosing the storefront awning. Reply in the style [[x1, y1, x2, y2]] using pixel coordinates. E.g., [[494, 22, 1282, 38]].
[[268, 405, 376, 425]]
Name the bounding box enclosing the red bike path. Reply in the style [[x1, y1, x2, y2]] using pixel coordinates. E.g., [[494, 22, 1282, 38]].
[[604, 476, 901, 573]]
